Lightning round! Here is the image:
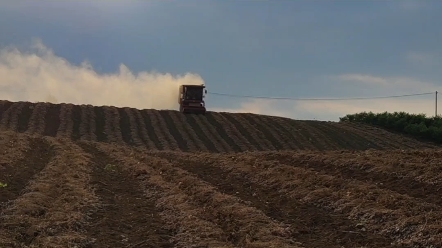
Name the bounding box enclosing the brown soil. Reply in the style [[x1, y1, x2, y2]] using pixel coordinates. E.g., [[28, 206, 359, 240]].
[[78, 143, 173, 248], [0, 100, 438, 151], [2, 99, 442, 247]]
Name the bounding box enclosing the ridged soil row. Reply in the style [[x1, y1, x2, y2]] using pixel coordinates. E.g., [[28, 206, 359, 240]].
[[199, 115, 235, 152], [0, 133, 32, 210], [202, 153, 442, 247], [71, 105, 82, 141], [143, 110, 174, 150], [16, 102, 34, 133], [206, 112, 252, 152], [182, 114, 219, 152], [123, 107, 144, 146], [0, 138, 99, 247], [243, 114, 294, 150], [186, 114, 226, 152], [93, 106, 107, 142], [230, 113, 275, 151], [264, 116, 310, 150], [43, 103, 61, 137], [296, 119, 345, 150], [339, 122, 422, 149], [219, 113, 266, 151], [78, 143, 173, 248], [117, 107, 135, 146], [333, 122, 398, 149], [0, 102, 13, 131], [79, 105, 96, 141], [256, 151, 442, 208], [59, 104, 73, 139], [307, 121, 371, 150], [132, 109, 157, 150], [158, 110, 188, 152], [279, 118, 331, 150], [159, 152, 395, 248], [163, 111, 198, 151], [4, 102, 24, 132], [126, 149, 302, 247], [140, 110, 164, 150], [323, 122, 385, 150], [95, 144, 233, 247], [109, 107, 125, 144], [204, 112, 242, 152], [102, 106, 118, 143], [152, 110, 180, 150], [25, 103, 47, 135], [170, 111, 209, 152]]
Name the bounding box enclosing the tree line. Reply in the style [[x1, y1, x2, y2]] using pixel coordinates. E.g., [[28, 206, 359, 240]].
[[340, 111, 442, 142]]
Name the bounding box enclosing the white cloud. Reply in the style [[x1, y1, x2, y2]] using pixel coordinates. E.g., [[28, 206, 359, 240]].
[[0, 39, 204, 110]]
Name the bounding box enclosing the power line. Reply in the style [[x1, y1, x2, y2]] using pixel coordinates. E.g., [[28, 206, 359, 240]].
[[207, 91, 435, 101]]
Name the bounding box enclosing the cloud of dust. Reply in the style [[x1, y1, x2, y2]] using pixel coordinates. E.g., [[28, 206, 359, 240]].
[[0, 39, 204, 110]]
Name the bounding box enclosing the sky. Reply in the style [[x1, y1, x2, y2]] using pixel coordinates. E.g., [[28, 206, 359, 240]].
[[0, 0, 441, 121]]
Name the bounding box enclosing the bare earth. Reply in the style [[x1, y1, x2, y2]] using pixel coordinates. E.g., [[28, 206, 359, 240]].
[[0, 100, 441, 247]]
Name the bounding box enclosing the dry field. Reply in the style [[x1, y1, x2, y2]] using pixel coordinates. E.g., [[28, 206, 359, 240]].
[[1, 100, 441, 248]]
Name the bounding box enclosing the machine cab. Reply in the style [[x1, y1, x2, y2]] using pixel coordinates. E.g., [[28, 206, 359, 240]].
[[178, 84, 207, 114]]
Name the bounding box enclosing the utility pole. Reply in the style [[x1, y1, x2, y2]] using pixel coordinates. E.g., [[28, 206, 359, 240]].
[[436, 91, 438, 117]]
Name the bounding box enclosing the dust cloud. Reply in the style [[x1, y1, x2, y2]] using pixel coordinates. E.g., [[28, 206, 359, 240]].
[[0, 39, 204, 110]]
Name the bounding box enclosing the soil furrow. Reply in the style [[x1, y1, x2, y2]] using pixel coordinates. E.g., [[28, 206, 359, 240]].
[[170, 111, 208, 152], [93, 106, 107, 142], [352, 122, 438, 149], [132, 109, 156, 149], [117, 107, 134, 146], [280, 119, 329, 150], [0, 139, 99, 247], [243, 113, 292, 150], [308, 121, 364, 150], [316, 121, 383, 150], [338, 122, 404, 149], [133, 152, 301, 247], [140, 110, 163, 150], [109, 107, 124, 144], [125, 108, 144, 147], [197, 115, 234, 152], [145, 110, 173, 150], [0, 137, 54, 210], [98, 144, 238, 247], [58, 104, 73, 138], [42, 103, 61, 137], [0, 103, 19, 131], [259, 115, 300, 150], [24, 103, 43, 135], [205, 112, 243, 152], [220, 113, 266, 151], [211, 112, 257, 152], [197, 115, 230, 152], [17, 102, 33, 133], [0, 101, 13, 121], [182, 114, 218, 152], [78, 143, 173, 248], [158, 110, 189, 152], [211, 153, 442, 247], [71, 105, 82, 141], [257, 152, 442, 207], [231, 113, 275, 150], [165, 155, 395, 248], [152, 110, 180, 150], [265, 116, 307, 150]]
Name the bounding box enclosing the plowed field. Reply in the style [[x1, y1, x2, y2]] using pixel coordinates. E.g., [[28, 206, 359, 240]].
[[1, 100, 441, 247], [0, 100, 437, 152]]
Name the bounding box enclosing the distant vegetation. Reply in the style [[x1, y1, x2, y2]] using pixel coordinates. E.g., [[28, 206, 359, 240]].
[[340, 111, 442, 143]]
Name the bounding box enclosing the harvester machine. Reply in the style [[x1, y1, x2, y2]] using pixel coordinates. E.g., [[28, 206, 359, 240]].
[[178, 84, 207, 114]]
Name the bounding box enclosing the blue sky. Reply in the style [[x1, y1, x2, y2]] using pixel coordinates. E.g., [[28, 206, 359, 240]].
[[0, 1, 441, 120]]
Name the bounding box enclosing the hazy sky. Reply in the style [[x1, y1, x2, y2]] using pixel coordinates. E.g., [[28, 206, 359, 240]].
[[0, 1, 441, 120]]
